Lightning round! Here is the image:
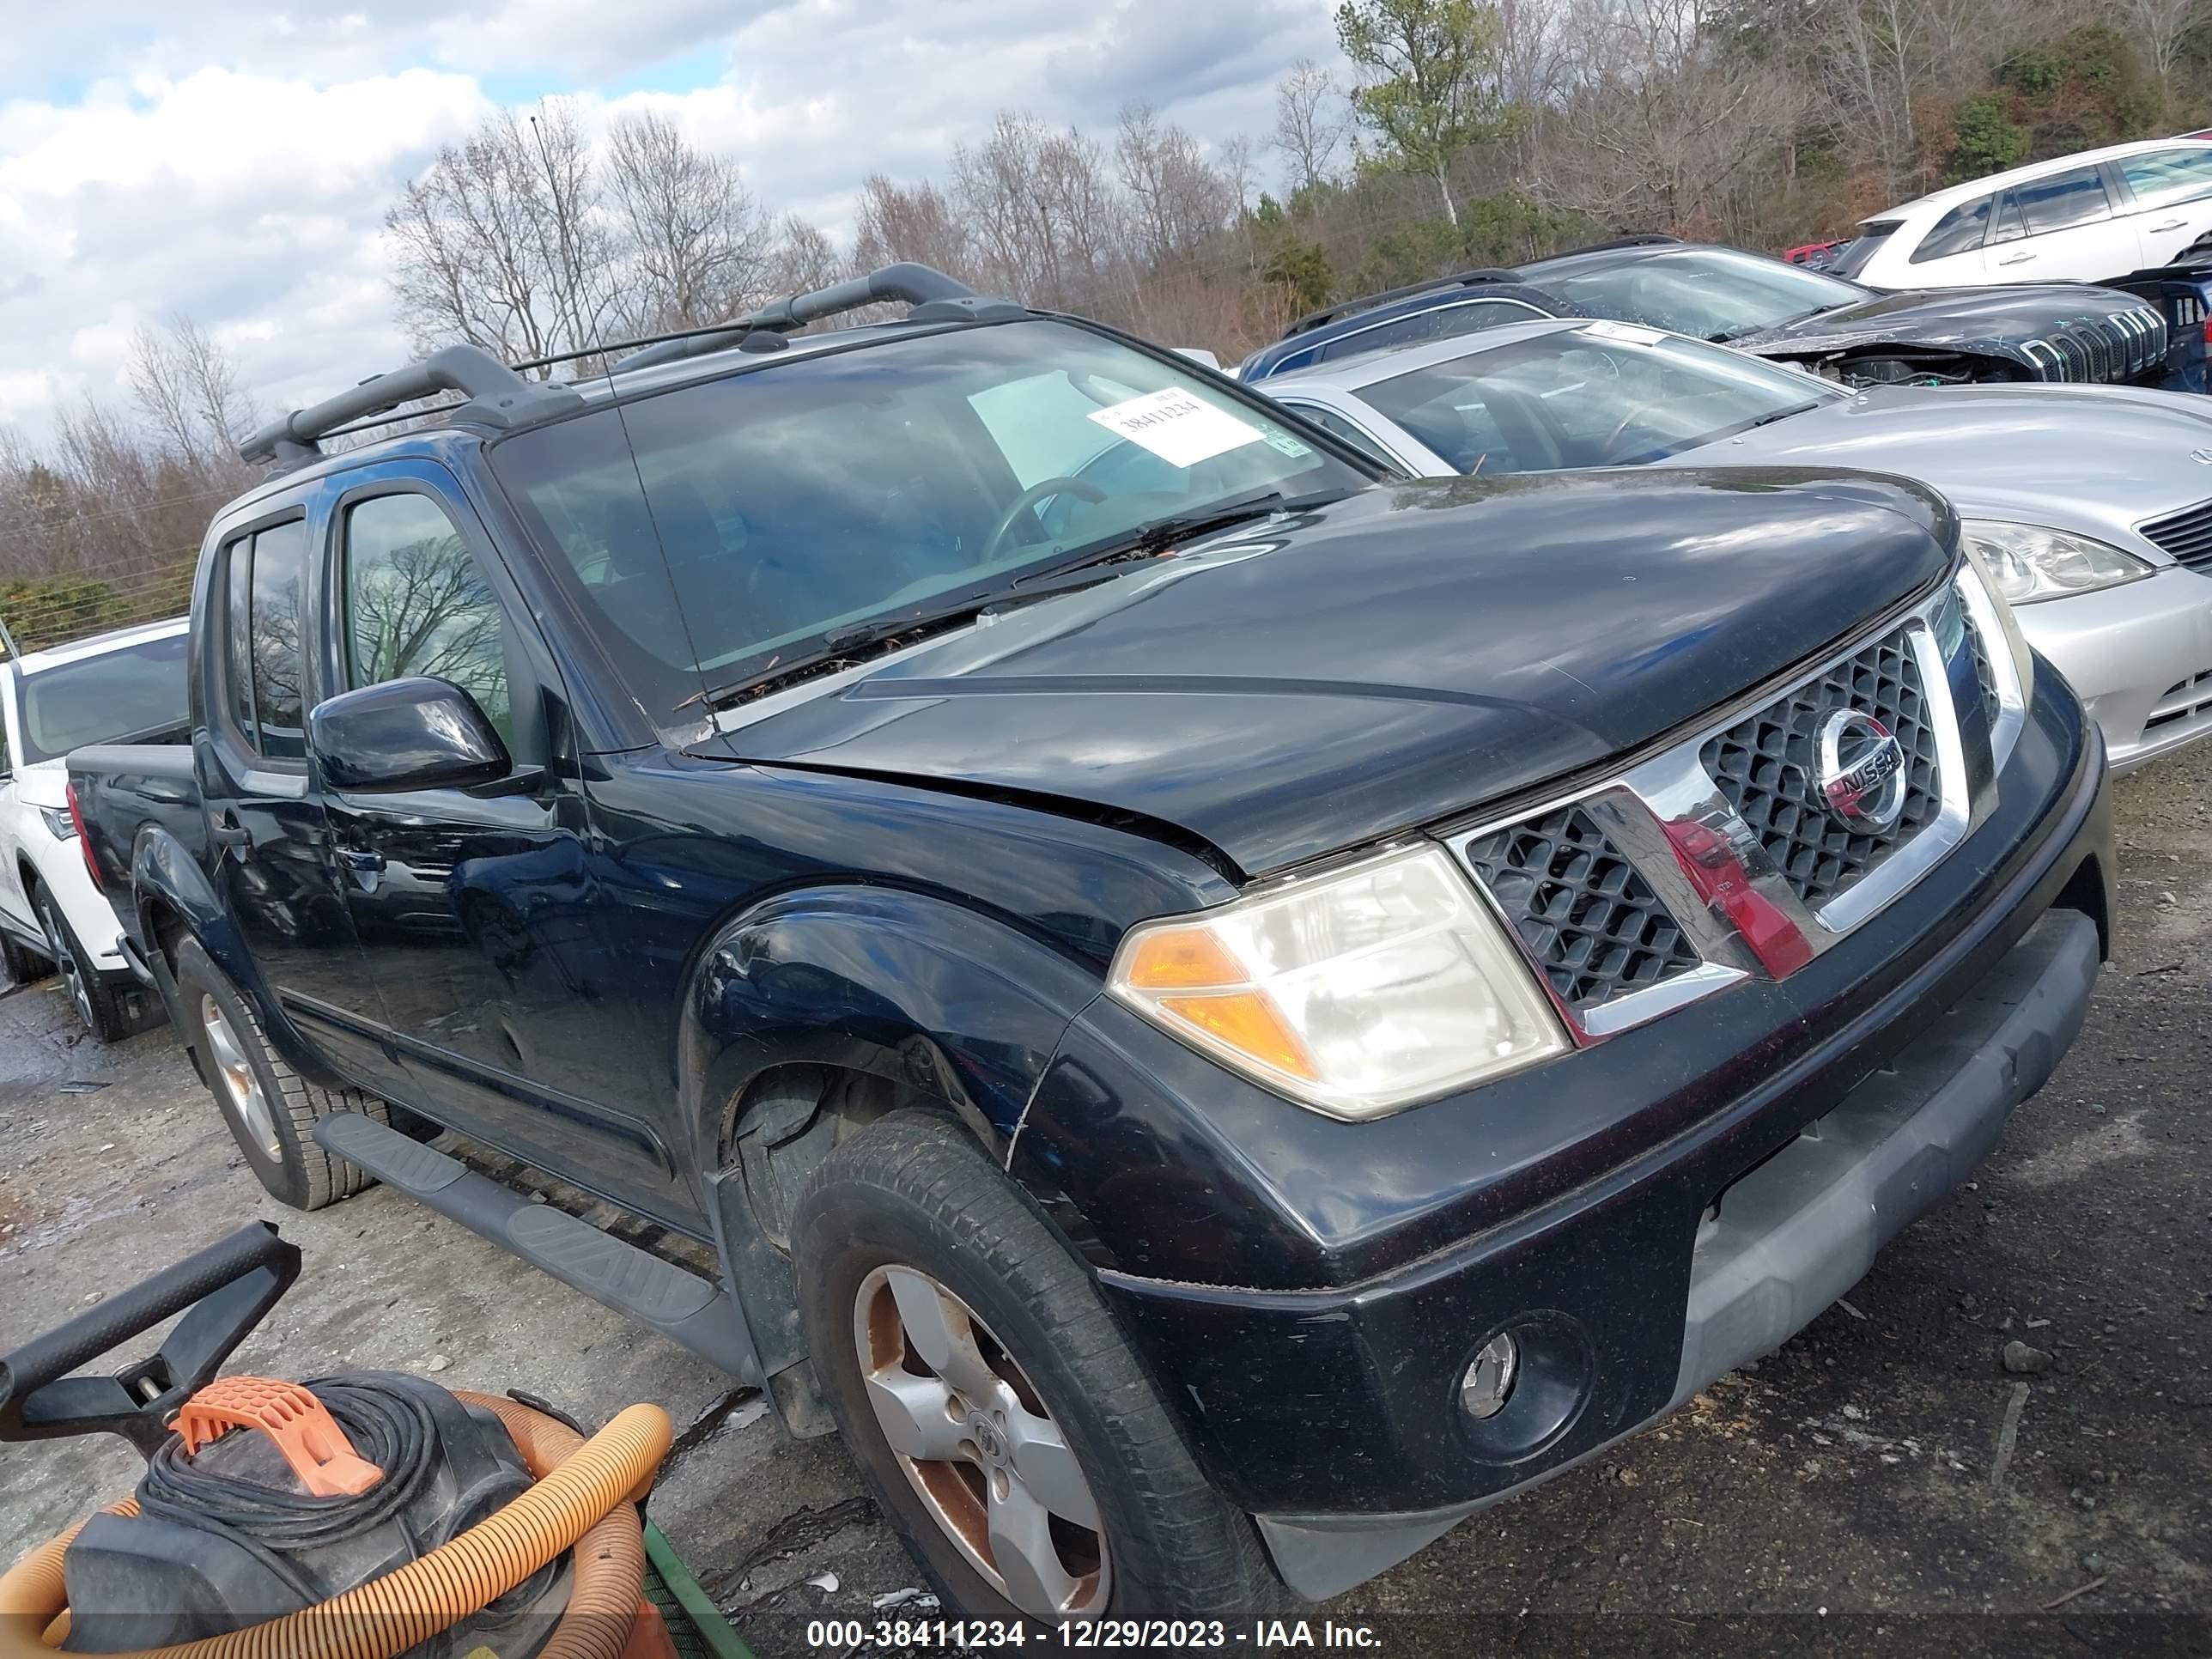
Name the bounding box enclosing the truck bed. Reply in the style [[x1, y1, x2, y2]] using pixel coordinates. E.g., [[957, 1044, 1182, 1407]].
[[67, 744, 204, 945]]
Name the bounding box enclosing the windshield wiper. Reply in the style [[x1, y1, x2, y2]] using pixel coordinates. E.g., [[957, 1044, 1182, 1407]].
[[1741, 399, 1821, 429], [690, 487, 1358, 713], [1710, 305, 1840, 343], [1012, 486, 1355, 586]]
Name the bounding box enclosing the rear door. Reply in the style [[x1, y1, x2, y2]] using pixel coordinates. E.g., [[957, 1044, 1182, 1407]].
[[0, 672, 32, 943], [1894, 195, 1995, 289], [1983, 166, 2134, 282], [2112, 148, 2212, 268], [312, 461, 694, 1223], [200, 509, 385, 1074]]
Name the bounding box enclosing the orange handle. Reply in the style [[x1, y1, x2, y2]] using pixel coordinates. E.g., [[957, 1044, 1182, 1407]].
[[176, 1378, 383, 1498]]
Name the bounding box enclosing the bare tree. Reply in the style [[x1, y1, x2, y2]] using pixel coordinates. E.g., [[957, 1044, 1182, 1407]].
[[605, 109, 774, 331], [2118, 0, 2202, 93], [385, 100, 620, 368], [1118, 106, 1238, 266], [1273, 58, 1350, 195], [128, 324, 202, 464], [853, 174, 976, 278], [764, 214, 846, 296]]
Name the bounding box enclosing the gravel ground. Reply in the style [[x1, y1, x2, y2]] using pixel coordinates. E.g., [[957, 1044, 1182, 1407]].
[[1, 746, 2207, 1656]]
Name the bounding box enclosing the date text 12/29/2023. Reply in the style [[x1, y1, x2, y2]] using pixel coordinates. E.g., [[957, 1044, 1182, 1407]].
[[805, 1620, 1385, 1650]]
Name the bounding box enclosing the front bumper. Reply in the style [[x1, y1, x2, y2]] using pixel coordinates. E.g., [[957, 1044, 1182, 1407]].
[[1018, 672, 2111, 1601], [2021, 567, 2212, 769]]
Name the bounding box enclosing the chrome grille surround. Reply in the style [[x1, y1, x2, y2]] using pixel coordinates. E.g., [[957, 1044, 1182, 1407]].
[[1447, 577, 2005, 1040]]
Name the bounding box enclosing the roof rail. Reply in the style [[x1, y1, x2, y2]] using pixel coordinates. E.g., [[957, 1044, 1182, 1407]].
[[617, 263, 1026, 371], [1281, 267, 1526, 340], [1546, 234, 1682, 258], [237, 344, 587, 471]]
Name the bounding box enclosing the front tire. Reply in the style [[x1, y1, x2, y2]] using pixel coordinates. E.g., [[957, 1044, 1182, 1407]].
[[792, 1111, 1286, 1627], [33, 887, 131, 1042], [173, 939, 386, 1210]]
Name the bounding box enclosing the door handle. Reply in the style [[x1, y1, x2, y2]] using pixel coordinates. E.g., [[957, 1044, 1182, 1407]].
[[210, 811, 251, 858], [337, 848, 386, 874], [2152, 217, 2188, 232], [1997, 252, 2035, 265]]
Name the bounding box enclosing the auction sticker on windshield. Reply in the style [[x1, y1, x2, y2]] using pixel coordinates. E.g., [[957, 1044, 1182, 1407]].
[[1089, 388, 1267, 467], [1580, 320, 1667, 346]]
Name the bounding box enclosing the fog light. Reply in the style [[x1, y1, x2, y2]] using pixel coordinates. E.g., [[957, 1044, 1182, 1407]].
[[1460, 1332, 1520, 1419]]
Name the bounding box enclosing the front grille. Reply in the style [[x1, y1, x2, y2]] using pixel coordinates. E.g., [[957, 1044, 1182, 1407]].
[[1700, 629, 1943, 908], [2145, 666, 2212, 735], [1461, 806, 1701, 1013], [2141, 499, 2212, 570], [2033, 312, 2166, 384], [1967, 615, 2002, 730]]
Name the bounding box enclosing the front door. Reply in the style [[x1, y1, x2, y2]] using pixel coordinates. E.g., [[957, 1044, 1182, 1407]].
[[313, 466, 693, 1223]]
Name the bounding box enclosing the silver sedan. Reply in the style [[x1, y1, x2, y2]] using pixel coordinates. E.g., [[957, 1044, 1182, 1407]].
[[1267, 318, 2212, 770]]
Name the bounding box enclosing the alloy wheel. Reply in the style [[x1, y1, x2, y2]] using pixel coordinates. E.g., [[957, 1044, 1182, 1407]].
[[853, 1264, 1111, 1622], [36, 898, 94, 1033], [200, 994, 281, 1161]]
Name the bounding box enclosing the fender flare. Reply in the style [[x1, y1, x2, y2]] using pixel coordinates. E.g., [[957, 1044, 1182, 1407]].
[[679, 884, 1106, 1389], [127, 825, 331, 1084]]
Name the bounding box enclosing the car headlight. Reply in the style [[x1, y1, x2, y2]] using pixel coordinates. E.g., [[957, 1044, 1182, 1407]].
[[1957, 539, 2039, 717], [1961, 520, 2152, 605], [1108, 844, 1569, 1121], [39, 806, 76, 841]]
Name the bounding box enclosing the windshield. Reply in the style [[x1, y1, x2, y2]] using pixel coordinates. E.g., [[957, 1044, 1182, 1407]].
[[1537, 248, 1867, 341], [1355, 323, 1844, 473], [18, 632, 189, 764], [492, 319, 1366, 717]]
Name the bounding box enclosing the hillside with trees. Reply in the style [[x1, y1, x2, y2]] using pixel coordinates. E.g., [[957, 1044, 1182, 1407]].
[[4, 0, 2207, 629]]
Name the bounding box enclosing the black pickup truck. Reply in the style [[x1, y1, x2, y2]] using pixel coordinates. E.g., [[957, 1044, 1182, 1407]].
[[69, 264, 2113, 1625]]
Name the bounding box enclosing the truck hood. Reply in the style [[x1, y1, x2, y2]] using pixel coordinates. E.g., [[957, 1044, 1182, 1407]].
[[1671, 382, 2212, 558], [1733, 283, 2161, 376], [694, 471, 1956, 876]]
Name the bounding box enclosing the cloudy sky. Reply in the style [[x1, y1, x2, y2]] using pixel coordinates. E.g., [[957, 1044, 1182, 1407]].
[[0, 0, 1338, 443]]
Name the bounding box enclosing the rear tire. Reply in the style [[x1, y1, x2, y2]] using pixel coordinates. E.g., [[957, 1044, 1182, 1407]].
[[33, 886, 132, 1042], [792, 1110, 1287, 1628], [173, 938, 386, 1210]]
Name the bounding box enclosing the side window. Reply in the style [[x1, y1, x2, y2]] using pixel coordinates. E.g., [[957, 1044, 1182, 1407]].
[[1911, 196, 1993, 263], [2014, 167, 2112, 235], [342, 494, 513, 744], [1285, 404, 1398, 469], [1990, 194, 2028, 245], [0, 684, 11, 777], [222, 520, 307, 761], [2118, 149, 2212, 212]]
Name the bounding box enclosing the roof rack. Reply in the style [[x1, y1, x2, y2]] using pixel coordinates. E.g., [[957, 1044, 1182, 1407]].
[[1281, 268, 1527, 339], [617, 263, 1026, 371], [236, 265, 1027, 477], [239, 345, 586, 471], [1545, 234, 1682, 258]]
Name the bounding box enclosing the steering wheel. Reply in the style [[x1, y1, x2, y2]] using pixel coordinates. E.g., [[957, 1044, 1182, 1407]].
[[1596, 402, 1671, 464], [981, 477, 1109, 563]]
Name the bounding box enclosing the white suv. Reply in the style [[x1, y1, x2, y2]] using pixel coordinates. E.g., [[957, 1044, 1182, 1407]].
[[1835, 138, 2212, 289], [0, 617, 189, 1038]]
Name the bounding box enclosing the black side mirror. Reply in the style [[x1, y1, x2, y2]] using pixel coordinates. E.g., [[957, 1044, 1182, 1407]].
[[309, 677, 510, 793]]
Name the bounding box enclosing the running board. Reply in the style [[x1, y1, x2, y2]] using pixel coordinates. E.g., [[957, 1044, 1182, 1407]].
[[315, 1113, 761, 1384]]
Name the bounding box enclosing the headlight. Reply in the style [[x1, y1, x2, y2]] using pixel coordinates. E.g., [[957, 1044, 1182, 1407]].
[[1957, 539, 2039, 715], [39, 806, 76, 841], [1961, 520, 2152, 605], [1108, 844, 1568, 1121]]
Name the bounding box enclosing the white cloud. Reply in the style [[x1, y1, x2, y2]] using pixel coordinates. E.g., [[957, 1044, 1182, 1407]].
[[0, 2, 1340, 445]]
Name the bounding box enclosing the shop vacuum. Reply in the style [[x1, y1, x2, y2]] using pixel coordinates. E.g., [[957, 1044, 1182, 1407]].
[[0, 1223, 748, 1659]]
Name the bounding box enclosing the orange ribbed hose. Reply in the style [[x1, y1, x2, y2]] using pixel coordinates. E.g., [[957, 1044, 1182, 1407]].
[[0, 1402, 670, 1659], [454, 1393, 652, 1659]]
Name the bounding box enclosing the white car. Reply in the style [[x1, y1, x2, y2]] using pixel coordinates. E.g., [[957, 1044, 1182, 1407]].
[[1834, 138, 2212, 289], [0, 617, 189, 1037]]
